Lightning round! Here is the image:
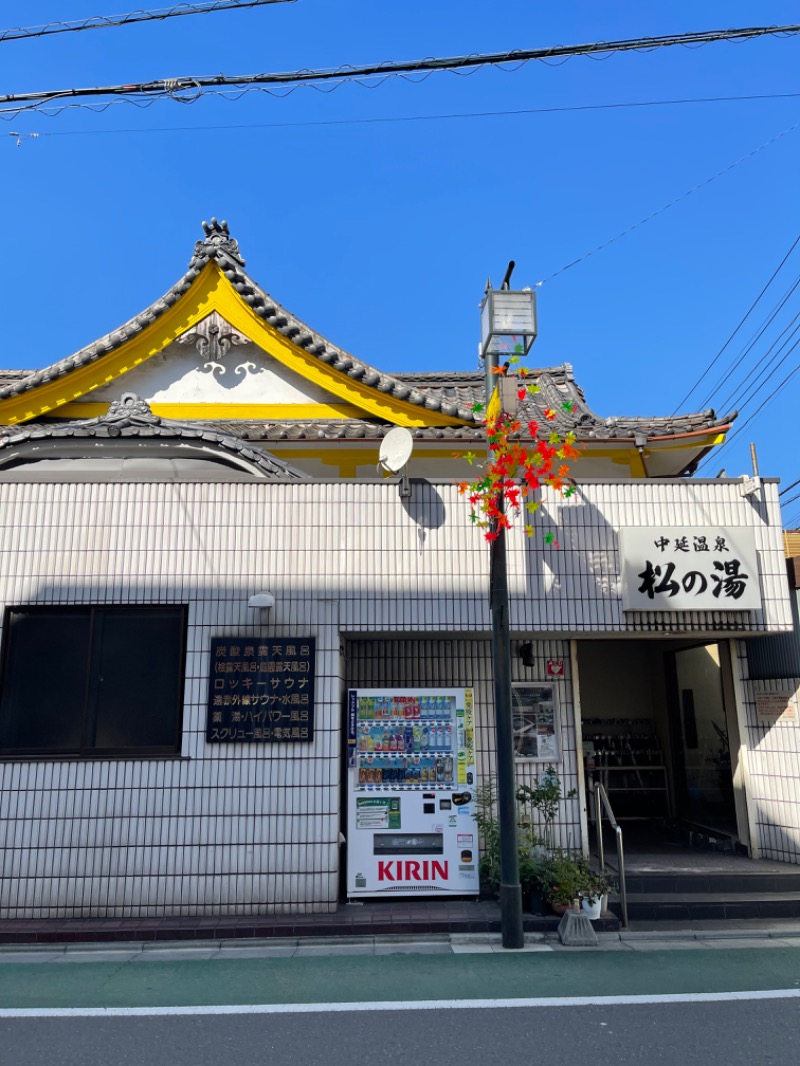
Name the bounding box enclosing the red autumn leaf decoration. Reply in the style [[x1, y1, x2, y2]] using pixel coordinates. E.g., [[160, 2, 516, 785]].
[[463, 364, 581, 540]]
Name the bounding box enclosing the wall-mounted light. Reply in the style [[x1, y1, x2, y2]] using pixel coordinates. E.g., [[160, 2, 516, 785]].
[[247, 592, 275, 610], [519, 642, 535, 668]]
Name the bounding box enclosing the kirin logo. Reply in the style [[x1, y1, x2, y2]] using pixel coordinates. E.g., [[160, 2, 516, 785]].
[[377, 860, 449, 882]]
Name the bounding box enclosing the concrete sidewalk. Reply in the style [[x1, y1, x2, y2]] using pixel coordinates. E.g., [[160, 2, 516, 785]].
[[1, 921, 800, 963]]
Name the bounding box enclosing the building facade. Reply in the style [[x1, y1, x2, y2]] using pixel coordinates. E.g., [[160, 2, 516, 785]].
[[0, 221, 797, 919]]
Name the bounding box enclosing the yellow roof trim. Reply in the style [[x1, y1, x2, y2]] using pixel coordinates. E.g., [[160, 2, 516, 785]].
[[0, 263, 467, 428], [55, 401, 365, 421]]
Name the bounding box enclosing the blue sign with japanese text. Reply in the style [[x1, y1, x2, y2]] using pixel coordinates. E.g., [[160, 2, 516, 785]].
[[206, 637, 315, 742]]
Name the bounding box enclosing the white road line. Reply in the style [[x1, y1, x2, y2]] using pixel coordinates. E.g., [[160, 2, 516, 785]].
[[2, 989, 800, 1018]]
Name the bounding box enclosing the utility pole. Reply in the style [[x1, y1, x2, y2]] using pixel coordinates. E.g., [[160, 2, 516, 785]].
[[481, 259, 530, 950], [489, 486, 524, 948]]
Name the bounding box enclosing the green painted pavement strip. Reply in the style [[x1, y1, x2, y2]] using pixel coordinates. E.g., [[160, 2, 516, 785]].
[[0, 950, 800, 1009]]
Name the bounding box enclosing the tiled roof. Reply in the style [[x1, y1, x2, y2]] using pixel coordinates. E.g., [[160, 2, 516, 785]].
[[200, 364, 733, 444], [0, 220, 476, 423], [205, 419, 487, 442], [0, 393, 307, 479], [0, 219, 735, 443]]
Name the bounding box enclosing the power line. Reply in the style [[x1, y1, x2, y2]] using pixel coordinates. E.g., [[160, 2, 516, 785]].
[[1, 22, 799, 116], [535, 121, 800, 287], [697, 340, 800, 468], [714, 296, 800, 414], [687, 263, 800, 418], [0, 1, 296, 43], [10, 89, 800, 138], [779, 476, 800, 497], [670, 230, 800, 414]]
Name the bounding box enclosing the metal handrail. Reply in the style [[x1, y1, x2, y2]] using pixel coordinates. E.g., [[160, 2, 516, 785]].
[[593, 780, 629, 928]]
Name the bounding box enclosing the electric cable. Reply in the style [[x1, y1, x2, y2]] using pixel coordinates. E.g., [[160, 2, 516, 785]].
[[779, 476, 800, 497], [0, 1, 296, 43], [696, 272, 800, 414], [696, 339, 800, 469], [714, 300, 800, 414], [535, 122, 800, 287], [10, 89, 799, 139], [1, 22, 798, 115], [671, 230, 800, 414]]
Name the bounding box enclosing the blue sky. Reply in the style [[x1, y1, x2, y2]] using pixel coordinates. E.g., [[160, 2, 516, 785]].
[[2, 1, 799, 516]]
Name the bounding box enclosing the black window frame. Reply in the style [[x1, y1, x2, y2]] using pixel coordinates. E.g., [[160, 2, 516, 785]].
[[0, 604, 187, 759]]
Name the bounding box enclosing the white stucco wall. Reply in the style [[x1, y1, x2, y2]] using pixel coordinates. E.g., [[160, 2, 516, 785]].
[[0, 477, 792, 916], [74, 335, 335, 406]]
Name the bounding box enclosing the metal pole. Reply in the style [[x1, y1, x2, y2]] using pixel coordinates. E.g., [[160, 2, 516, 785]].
[[490, 490, 524, 949]]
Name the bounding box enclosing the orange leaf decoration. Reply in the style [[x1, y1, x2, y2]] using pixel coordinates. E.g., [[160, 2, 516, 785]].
[[458, 359, 581, 543]]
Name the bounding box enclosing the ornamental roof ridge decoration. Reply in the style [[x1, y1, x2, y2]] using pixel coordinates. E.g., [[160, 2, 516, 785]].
[[0, 393, 308, 480], [0, 218, 476, 423]]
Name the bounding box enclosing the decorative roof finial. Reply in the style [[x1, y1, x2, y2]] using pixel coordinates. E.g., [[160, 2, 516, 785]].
[[192, 216, 245, 267]]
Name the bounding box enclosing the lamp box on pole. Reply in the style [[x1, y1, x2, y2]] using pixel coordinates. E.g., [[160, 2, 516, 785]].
[[480, 288, 538, 359]]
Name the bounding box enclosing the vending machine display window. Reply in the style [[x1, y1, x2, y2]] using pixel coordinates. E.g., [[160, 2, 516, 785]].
[[511, 683, 560, 761]]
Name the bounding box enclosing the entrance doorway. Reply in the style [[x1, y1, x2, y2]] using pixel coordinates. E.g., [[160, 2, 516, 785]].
[[577, 639, 747, 858], [668, 644, 737, 838]]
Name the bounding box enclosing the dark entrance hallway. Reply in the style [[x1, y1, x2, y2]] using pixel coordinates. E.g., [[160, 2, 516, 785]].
[[578, 638, 746, 854]]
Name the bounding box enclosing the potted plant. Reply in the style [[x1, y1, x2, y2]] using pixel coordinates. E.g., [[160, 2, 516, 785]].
[[579, 868, 617, 920], [475, 780, 502, 897], [536, 850, 585, 915], [516, 766, 577, 851], [476, 779, 547, 911]]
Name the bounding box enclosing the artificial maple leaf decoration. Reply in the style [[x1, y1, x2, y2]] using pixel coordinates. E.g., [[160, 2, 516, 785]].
[[461, 364, 581, 542]]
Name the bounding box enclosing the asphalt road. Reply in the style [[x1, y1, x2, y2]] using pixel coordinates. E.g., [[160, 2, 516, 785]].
[[1, 943, 800, 1064], [1, 998, 799, 1066]]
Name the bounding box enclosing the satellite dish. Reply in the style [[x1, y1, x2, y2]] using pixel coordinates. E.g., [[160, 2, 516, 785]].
[[378, 426, 414, 474]]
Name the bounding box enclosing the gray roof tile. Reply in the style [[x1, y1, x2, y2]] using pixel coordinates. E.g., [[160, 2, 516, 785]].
[[0, 220, 736, 444], [0, 393, 307, 480]]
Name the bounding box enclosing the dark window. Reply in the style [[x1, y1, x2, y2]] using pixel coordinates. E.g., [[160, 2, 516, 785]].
[[0, 606, 186, 757]]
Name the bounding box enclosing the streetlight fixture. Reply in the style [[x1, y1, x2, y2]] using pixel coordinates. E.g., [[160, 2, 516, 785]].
[[480, 283, 538, 359], [479, 262, 530, 950]]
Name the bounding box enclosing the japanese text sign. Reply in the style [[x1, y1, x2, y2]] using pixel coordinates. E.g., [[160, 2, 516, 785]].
[[206, 637, 315, 742], [755, 691, 797, 725], [620, 528, 761, 612]]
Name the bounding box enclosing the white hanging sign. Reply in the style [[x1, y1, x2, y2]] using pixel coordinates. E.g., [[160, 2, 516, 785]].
[[620, 527, 761, 611]]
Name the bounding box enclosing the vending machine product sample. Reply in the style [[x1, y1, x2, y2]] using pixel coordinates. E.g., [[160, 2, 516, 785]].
[[346, 688, 479, 897]]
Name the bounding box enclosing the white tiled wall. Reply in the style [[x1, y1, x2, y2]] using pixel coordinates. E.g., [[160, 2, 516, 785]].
[[733, 640, 800, 865], [0, 477, 791, 915]]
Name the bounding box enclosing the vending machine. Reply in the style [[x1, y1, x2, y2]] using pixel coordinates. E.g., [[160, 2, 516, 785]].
[[346, 687, 479, 897]]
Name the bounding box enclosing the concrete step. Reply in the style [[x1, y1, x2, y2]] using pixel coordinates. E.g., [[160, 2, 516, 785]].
[[611, 891, 800, 923], [626, 872, 800, 895]]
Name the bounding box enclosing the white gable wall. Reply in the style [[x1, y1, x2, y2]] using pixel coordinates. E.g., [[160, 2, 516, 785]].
[[73, 335, 337, 406]]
